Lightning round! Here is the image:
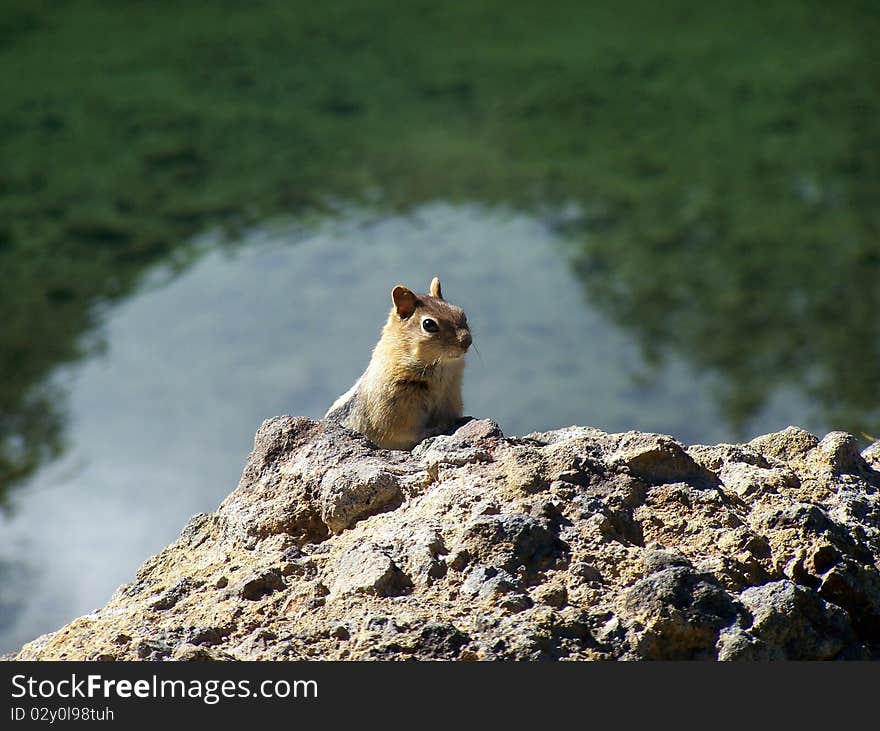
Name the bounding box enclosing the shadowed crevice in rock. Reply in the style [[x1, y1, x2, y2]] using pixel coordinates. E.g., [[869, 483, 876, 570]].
[[13, 418, 880, 660]]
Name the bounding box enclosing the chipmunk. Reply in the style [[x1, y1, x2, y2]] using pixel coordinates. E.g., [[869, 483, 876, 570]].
[[325, 277, 472, 450]]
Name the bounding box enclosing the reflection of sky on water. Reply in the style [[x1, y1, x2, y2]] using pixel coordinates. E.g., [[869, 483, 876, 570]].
[[0, 202, 822, 653]]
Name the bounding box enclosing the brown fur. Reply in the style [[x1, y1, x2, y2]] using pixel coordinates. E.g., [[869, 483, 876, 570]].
[[325, 277, 471, 450]]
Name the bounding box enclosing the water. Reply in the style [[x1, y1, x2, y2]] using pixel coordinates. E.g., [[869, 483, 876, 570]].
[[0, 202, 833, 652], [1, 1, 877, 655]]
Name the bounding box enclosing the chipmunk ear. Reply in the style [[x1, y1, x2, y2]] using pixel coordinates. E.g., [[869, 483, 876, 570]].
[[391, 285, 418, 318], [429, 277, 443, 300]]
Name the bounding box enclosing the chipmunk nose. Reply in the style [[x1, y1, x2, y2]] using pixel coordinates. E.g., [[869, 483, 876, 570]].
[[458, 330, 472, 351]]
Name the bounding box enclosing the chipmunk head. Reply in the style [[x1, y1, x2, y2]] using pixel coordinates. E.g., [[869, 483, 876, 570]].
[[388, 277, 471, 365]]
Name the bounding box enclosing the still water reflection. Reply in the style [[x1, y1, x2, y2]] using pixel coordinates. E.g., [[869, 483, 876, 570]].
[[0, 202, 838, 652]]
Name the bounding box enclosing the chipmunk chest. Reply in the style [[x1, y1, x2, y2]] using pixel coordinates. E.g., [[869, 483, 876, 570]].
[[388, 378, 434, 413], [388, 373, 450, 416]]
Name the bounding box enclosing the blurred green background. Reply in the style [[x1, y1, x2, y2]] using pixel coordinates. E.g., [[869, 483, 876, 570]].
[[0, 0, 878, 651]]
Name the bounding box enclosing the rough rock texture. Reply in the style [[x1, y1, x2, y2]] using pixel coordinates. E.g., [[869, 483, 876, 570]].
[[15, 418, 880, 660]]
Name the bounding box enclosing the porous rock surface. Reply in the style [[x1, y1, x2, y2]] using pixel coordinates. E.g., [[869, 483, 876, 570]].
[[15, 418, 880, 660]]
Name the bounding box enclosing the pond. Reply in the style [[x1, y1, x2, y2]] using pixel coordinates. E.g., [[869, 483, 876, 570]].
[[1, 1, 877, 653]]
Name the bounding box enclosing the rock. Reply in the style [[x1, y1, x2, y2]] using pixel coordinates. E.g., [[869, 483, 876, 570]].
[[623, 566, 742, 659], [863, 440, 880, 469], [726, 580, 860, 660], [460, 566, 523, 604], [218, 416, 409, 546], [453, 418, 504, 442], [234, 569, 285, 601], [12, 420, 880, 661], [816, 432, 869, 475], [172, 643, 234, 661], [500, 445, 548, 493], [569, 562, 603, 583], [642, 548, 693, 574], [325, 544, 412, 598], [415, 622, 470, 658], [149, 578, 198, 610], [458, 513, 567, 573], [749, 426, 819, 461], [533, 583, 568, 608], [184, 625, 229, 646], [318, 462, 402, 533], [607, 433, 716, 487]]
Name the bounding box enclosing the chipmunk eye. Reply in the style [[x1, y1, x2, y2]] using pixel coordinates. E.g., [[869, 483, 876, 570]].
[[421, 318, 439, 333]]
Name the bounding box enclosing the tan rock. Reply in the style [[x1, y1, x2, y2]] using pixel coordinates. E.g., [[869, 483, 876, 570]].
[[12, 418, 880, 661]]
